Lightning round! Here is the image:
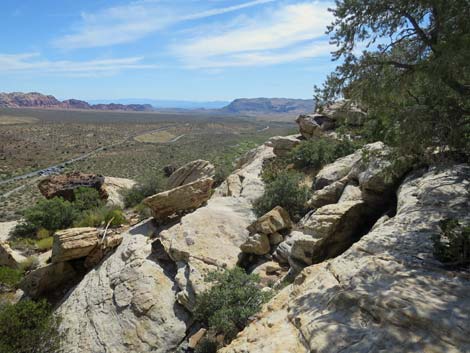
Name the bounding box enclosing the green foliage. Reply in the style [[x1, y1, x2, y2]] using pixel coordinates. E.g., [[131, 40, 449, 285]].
[[290, 137, 356, 169], [35, 237, 54, 252], [194, 267, 270, 342], [0, 267, 23, 288], [254, 171, 311, 221], [74, 207, 126, 228], [260, 157, 291, 184], [315, 0, 470, 161], [19, 256, 40, 272], [0, 299, 61, 353], [73, 187, 104, 212], [195, 338, 219, 353], [433, 219, 470, 267], [122, 175, 165, 208], [13, 197, 79, 237]]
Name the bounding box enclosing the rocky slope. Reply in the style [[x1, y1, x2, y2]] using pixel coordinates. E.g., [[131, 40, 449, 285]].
[[51, 101, 469, 352], [0, 92, 153, 111], [221, 98, 314, 116]]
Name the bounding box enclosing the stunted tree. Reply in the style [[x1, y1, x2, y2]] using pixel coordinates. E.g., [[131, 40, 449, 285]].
[[316, 0, 470, 160]]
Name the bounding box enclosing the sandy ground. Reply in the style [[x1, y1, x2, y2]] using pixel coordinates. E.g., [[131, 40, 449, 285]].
[[0, 221, 17, 242]]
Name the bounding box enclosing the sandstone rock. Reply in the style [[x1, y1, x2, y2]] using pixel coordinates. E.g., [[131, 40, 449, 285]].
[[20, 261, 77, 298], [321, 100, 367, 126], [300, 200, 368, 263], [51, 228, 100, 263], [83, 233, 123, 269], [159, 196, 256, 311], [247, 206, 292, 235], [314, 151, 362, 190], [144, 177, 213, 221], [215, 174, 243, 197], [251, 261, 286, 287], [296, 114, 329, 139], [269, 232, 284, 246], [273, 231, 305, 264], [38, 171, 106, 201], [240, 233, 271, 255], [0, 241, 26, 269], [268, 135, 301, 157], [308, 177, 348, 208], [57, 222, 189, 353], [222, 164, 470, 353], [188, 328, 207, 349], [371, 214, 391, 231], [167, 160, 215, 189], [338, 181, 362, 202], [102, 176, 137, 208], [289, 234, 320, 266]]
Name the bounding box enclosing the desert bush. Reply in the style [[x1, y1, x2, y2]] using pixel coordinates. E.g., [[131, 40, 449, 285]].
[[260, 157, 291, 184], [19, 256, 40, 272], [104, 208, 127, 228], [290, 137, 356, 169], [0, 267, 23, 288], [74, 207, 126, 228], [73, 187, 104, 212], [433, 219, 470, 267], [36, 237, 53, 252], [195, 337, 219, 353], [194, 267, 270, 342], [36, 228, 50, 240], [122, 175, 165, 208], [0, 299, 61, 353], [254, 171, 311, 221], [13, 197, 79, 237]]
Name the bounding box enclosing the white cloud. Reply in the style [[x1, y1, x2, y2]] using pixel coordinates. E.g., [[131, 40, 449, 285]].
[[173, 1, 334, 68], [0, 53, 156, 76], [54, 0, 276, 49]]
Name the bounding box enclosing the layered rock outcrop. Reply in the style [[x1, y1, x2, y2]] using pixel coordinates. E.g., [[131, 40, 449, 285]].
[[166, 159, 215, 189], [221, 165, 470, 353], [38, 172, 106, 201]]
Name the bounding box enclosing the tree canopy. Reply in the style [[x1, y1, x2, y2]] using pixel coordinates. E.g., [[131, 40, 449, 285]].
[[316, 0, 470, 160]]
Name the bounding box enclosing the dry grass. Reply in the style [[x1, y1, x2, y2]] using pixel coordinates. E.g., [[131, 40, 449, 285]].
[[0, 115, 38, 125], [135, 130, 176, 143]]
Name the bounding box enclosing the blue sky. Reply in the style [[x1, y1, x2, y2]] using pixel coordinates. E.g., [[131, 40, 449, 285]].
[[0, 0, 337, 101]]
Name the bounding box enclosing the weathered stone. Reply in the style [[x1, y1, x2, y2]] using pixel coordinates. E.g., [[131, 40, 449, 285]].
[[167, 159, 215, 189], [215, 174, 243, 197], [20, 261, 77, 298], [251, 261, 286, 287], [338, 182, 362, 202], [144, 177, 214, 221], [300, 201, 368, 263], [83, 233, 123, 269], [188, 328, 207, 349], [0, 241, 25, 269], [240, 233, 271, 255], [102, 176, 137, 209], [289, 234, 320, 266], [321, 99, 367, 126], [269, 232, 284, 246], [52, 227, 100, 263], [247, 206, 292, 235], [222, 165, 470, 353], [57, 222, 189, 353], [296, 114, 325, 139], [273, 231, 305, 264], [268, 135, 301, 157], [38, 171, 106, 201], [308, 177, 348, 208], [314, 151, 362, 190]]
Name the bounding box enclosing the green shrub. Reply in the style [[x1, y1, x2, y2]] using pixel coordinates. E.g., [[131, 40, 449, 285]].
[[134, 203, 152, 221], [289, 137, 356, 169], [8, 237, 36, 252], [195, 338, 219, 353], [19, 256, 40, 272], [194, 267, 270, 342], [0, 267, 23, 288], [13, 197, 79, 237], [260, 157, 291, 184], [73, 187, 104, 212], [36, 237, 54, 252], [74, 207, 127, 228], [0, 299, 61, 353], [433, 219, 470, 267], [254, 171, 311, 221], [36, 228, 50, 240], [104, 208, 127, 228], [122, 176, 165, 208]]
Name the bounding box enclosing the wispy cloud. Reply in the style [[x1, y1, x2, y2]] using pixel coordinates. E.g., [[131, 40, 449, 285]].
[[54, 0, 276, 49], [172, 1, 334, 68], [0, 53, 156, 76]]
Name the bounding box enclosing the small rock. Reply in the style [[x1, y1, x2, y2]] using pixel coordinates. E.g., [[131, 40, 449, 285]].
[[240, 233, 270, 255], [188, 328, 207, 349], [51, 227, 100, 263], [247, 206, 292, 235]]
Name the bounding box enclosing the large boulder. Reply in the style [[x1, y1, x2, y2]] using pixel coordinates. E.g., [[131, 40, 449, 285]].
[[296, 114, 332, 139], [298, 200, 368, 264], [102, 176, 137, 208], [20, 261, 77, 298], [159, 196, 256, 310], [314, 151, 362, 190], [51, 228, 100, 263], [267, 135, 301, 157], [57, 221, 189, 353], [240, 233, 270, 255], [167, 159, 215, 189], [308, 177, 348, 208], [144, 177, 214, 222], [247, 206, 292, 235], [221, 164, 470, 353], [320, 100, 367, 126], [38, 171, 106, 201]]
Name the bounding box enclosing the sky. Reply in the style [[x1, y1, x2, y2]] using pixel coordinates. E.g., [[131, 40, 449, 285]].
[[0, 0, 338, 101]]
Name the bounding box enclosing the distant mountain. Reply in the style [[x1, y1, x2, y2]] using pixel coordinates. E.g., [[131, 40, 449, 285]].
[[0, 92, 153, 112], [221, 98, 314, 116], [88, 98, 230, 110]]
